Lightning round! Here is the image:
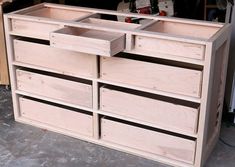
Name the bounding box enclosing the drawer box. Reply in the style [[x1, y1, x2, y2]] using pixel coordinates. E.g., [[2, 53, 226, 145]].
[[100, 57, 202, 97], [50, 27, 125, 57], [11, 19, 60, 40], [144, 20, 220, 39], [100, 87, 199, 134], [19, 97, 93, 137], [101, 118, 196, 164], [132, 20, 220, 60], [133, 35, 205, 60], [16, 69, 92, 108], [14, 39, 97, 78]]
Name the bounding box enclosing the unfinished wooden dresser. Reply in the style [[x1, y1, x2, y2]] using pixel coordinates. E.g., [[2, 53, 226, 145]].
[[4, 3, 231, 167]]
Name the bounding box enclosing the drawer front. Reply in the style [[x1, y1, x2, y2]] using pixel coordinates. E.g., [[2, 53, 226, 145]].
[[101, 118, 196, 164], [100, 87, 198, 134], [100, 57, 202, 97], [14, 39, 97, 78], [19, 97, 93, 137], [11, 19, 60, 40], [133, 35, 205, 60], [50, 27, 125, 57], [16, 70, 92, 108]]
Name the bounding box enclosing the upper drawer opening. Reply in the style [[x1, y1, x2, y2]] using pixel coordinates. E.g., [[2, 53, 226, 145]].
[[143, 20, 221, 40], [24, 6, 92, 21], [80, 18, 141, 30]]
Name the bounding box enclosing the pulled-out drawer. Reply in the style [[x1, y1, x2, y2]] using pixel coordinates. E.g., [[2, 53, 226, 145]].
[[19, 97, 93, 137], [101, 118, 196, 164], [100, 87, 199, 134], [11, 19, 61, 40], [16, 69, 92, 108], [50, 27, 125, 57], [100, 57, 202, 97], [14, 39, 97, 78]]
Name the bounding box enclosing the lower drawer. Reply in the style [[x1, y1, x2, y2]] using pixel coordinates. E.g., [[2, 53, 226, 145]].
[[16, 69, 92, 108], [100, 87, 199, 134], [19, 97, 93, 137], [101, 118, 196, 164]]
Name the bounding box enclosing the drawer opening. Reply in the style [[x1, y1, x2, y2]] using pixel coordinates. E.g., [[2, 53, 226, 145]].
[[142, 20, 220, 40], [79, 17, 141, 30], [21, 96, 93, 116], [100, 84, 199, 108], [15, 37, 50, 45], [114, 52, 203, 71], [19, 67, 92, 85], [101, 116, 196, 141], [24, 6, 92, 21]]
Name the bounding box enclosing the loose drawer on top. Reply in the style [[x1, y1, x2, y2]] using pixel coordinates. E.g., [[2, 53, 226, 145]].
[[16, 69, 92, 108], [100, 87, 199, 134], [50, 27, 125, 57], [101, 118, 196, 164], [19, 97, 93, 137], [14, 39, 97, 78], [11, 19, 61, 40], [100, 57, 202, 98]]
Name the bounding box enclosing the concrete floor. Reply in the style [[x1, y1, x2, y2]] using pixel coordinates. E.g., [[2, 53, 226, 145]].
[[0, 86, 235, 167]]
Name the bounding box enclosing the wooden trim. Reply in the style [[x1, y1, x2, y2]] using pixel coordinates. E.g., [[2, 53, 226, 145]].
[[0, 5, 9, 85], [43, 3, 223, 27]]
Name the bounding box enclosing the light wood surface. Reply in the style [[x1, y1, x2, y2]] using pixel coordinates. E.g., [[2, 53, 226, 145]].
[[100, 56, 202, 97], [100, 87, 199, 134], [50, 27, 125, 56], [101, 118, 196, 164], [133, 35, 205, 60], [25, 7, 92, 21], [11, 19, 61, 40], [16, 69, 93, 108], [0, 3, 9, 85], [14, 39, 97, 78], [19, 97, 93, 137]]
